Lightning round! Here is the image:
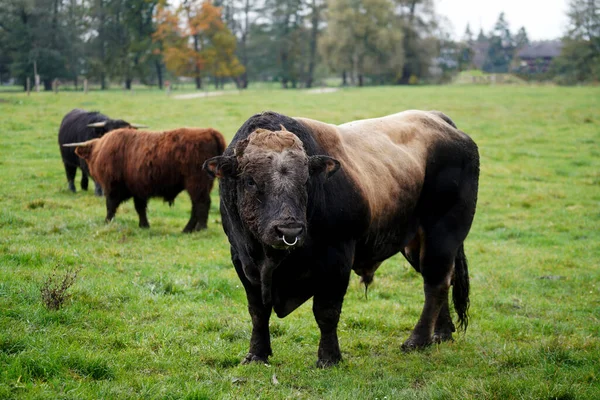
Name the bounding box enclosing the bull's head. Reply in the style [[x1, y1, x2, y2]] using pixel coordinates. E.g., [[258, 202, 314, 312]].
[[205, 126, 340, 250], [87, 120, 147, 137], [205, 126, 339, 305]]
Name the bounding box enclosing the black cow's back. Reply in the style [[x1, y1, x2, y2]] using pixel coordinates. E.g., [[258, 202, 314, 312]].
[[58, 109, 109, 168]]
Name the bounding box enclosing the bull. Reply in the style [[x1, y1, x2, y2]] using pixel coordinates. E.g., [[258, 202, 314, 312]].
[[204, 111, 479, 367], [58, 109, 147, 195], [64, 127, 226, 233]]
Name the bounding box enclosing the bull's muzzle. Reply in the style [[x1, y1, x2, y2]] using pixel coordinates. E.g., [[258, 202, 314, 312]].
[[275, 224, 304, 248]]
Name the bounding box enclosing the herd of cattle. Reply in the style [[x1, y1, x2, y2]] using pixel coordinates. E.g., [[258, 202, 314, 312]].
[[58, 108, 480, 367]]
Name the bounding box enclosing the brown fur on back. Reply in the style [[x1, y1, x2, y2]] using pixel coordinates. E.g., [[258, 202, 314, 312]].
[[82, 127, 226, 199], [296, 110, 464, 226]]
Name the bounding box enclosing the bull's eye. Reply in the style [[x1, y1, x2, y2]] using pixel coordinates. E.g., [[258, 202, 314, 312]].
[[245, 177, 256, 188]]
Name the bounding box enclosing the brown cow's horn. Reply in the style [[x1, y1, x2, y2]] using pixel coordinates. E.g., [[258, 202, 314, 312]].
[[130, 123, 148, 128], [62, 142, 92, 147], [87, 122, 106, 128]]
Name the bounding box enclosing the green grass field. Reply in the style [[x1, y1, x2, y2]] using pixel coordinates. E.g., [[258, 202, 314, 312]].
[[1, 86, 599, 399]]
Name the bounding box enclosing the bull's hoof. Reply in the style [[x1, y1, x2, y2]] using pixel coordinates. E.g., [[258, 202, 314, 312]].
[[94, 190, 103, 197], [401, 336, 432, 352], [316, 357, 341, 368], [241, 353, 269, 365], [68, 183, 76, 193], [139, 223, 149, 229], [432, 331, 454, 344]]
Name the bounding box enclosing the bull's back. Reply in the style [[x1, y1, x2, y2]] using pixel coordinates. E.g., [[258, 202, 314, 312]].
[[299, 111, 457, 226], [96, 128, 223, 197]]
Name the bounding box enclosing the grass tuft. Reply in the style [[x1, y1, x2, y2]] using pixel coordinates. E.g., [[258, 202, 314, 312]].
[[40, 267, 81, 310]]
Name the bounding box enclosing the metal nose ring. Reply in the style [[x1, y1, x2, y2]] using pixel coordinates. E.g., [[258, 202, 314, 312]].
[[282, 236, 298, 246]]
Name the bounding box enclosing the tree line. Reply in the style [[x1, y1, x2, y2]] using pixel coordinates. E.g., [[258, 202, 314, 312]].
[[0, 0, 597, 91]]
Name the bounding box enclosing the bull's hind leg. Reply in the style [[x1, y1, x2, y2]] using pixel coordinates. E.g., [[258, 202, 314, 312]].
[[402, 240, 456, 350], [433, 296, 455, 343], [133, 197, 150, 228], [402, 229, 454, 343], [64, 164, 77, 193]]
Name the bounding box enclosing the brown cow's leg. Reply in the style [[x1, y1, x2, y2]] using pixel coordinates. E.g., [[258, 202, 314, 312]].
[[93, 181, 103, 197], [133, 197, 149, 228], [183, 189, 210, 233], [105, 193, 122, 223], [195, 199, 210, 231]]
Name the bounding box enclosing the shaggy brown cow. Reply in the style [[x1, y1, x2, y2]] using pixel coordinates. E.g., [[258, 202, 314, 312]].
[[205, 111, 479, 367], [65, 127, 226, 232]]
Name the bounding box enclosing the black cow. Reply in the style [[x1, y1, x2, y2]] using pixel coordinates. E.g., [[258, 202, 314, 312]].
[[58, 109, 145, 195], [204, 111, 479, 367]]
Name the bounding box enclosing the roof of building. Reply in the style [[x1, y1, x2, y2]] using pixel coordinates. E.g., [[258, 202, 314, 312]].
[[517, 41, 563, 59]]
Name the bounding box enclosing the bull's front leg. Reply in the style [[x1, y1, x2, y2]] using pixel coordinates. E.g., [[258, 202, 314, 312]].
[[232, 254, 272, 364], [313, 297, 344, 367], [312, 243, 353, 368], [242, 293, 272, 364]]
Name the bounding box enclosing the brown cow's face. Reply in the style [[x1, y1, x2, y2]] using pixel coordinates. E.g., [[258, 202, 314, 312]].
[[205, 127, 340, 250], [74, 139, 99, 177]]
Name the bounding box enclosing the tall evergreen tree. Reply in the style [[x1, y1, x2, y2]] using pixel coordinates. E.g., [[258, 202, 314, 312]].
[[554, 0, 600, 83], [515, 26, 529, 49], [483, 12, 515, 73]]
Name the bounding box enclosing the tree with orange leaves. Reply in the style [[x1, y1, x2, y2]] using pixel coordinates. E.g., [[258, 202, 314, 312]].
[[153, 1, 244, 89]]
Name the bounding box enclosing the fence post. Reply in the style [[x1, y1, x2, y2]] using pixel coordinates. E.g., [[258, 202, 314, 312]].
[[83, 79, 88, 94], [26, 77, 31, 95], [53, 79, 58, 94]]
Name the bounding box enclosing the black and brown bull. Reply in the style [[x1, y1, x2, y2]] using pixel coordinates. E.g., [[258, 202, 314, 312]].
[[204, 110, 480, 367]]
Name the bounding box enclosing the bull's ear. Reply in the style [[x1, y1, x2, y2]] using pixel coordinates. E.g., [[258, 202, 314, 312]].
[[204, 156, 238, 178], [74, 144, 94, 160], [309, 155, 340, 179]]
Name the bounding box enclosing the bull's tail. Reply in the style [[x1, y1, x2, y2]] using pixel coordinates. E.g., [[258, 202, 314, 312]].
[[452, 244, 470, 332]]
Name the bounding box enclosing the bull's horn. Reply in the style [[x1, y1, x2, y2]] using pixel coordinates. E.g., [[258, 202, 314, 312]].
[[130, 123, 148, 128], [62, 142, 92, 147], [87, 122, 106, 128]]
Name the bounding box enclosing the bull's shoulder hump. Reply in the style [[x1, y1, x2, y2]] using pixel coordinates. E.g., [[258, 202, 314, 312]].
[[294, 117, 343, 154], [334, 111, 437, 224]]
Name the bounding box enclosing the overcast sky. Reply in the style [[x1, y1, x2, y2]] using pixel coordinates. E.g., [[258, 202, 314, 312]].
[[436, 0, 568, 41]]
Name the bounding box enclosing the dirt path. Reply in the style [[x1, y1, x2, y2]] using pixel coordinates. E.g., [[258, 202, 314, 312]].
[[305, 88, 339, 94], [172, 91, 228, 100]]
